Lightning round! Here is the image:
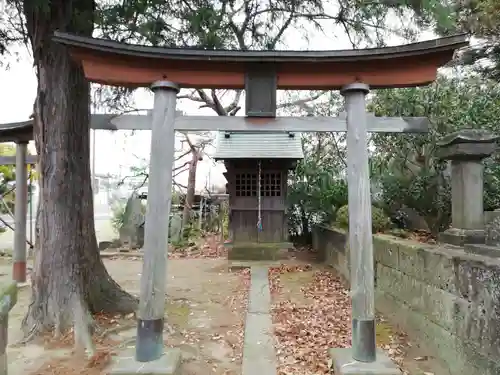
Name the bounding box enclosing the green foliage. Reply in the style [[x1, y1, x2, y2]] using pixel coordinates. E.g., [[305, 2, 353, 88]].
[[369, 76, 500, 234], [335, 205, 349, 229], [335, 204, 391, 233], [437, 0, 500, 81], [378, 167, 451, 234], [372, 207, 392, 233], [484, 156, 500, 211], [287, 131, 349, 241], [95, 0, 431, 52], [286, 93, 348, 241], [0, 144, 32, 215], [110, 197, 146, 233], [110, 201, 127, 233], [222, 211, 229, 241], [0, 144, 15, 182], [171, 217, 200, 248]]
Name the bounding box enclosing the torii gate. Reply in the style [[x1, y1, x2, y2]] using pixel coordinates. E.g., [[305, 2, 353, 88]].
[[0, 112, 187, 283], [48, 32, 466, 373]]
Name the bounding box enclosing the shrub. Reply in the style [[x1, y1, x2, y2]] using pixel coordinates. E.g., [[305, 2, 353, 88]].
[[372, 206, 392, 232], [111, 202, 127, 233], [335, 204, 391, 233], [335, 205, 349, 229]]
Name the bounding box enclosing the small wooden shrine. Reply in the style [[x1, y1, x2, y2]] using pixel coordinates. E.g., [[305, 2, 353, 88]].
[[214, 131, 303, 260]]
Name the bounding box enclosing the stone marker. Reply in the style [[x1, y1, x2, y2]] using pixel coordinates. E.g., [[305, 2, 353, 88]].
[[119, 194, 145, 249], [437, 129, 499, 246], [169, 213, 182, 243]]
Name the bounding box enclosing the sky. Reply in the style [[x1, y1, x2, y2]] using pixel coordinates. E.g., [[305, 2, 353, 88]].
[[0, 9, 437, 193]]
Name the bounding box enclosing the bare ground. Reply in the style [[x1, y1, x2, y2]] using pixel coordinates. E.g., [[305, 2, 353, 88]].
[[1, 241, 450, 375], [269, 262, 450, 375], [1, 254, 249, 375]]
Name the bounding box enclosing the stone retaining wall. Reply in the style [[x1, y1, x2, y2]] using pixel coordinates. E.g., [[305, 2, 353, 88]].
[[312, 225, 500, 375]]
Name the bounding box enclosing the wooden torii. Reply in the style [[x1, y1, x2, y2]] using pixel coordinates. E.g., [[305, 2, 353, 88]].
[[0, 113, 185, 284], [47, 32, 466, 372]]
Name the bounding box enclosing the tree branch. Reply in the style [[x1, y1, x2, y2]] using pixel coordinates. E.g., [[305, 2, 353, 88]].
[[278, 91, 328, 110]]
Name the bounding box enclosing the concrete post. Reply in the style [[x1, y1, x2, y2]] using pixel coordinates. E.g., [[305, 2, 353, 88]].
[[438, 129, 499, 246], [198, 197, 204, 230], [136, 81, 179, 362], [450, 160, 483, 230], [13, 142, 28, 283], [329, 84, 400, 375], [341, 83, 376, 362]]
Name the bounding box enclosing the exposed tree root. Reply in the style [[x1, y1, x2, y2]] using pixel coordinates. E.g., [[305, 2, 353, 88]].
[[20, 255, 138, 354], [96, 322, 136, 339]]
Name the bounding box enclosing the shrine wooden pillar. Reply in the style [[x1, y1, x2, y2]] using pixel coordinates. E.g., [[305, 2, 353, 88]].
[[342, 83, 376, 362], [12, 142, 29, 283], [136, 81, 179, 362]]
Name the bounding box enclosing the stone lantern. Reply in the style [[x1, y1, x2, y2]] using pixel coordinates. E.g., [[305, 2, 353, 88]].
[[437, 129, 499, 246]]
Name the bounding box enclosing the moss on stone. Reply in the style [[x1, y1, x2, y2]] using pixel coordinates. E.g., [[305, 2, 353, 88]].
[[228, 243, 284, 261], [335, 205, 391, 233], [165, 300, 190, 328], [0, 282, 17, 317], [375, 320, 394, 346]]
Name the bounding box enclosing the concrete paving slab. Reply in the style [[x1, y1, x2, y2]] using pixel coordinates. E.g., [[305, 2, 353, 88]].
[[228, 260, 282, 271], [242, 266, 277, 375], [330, 348, 401, 375], [107, 348, 181, 375], [248, 266, 271, 314]]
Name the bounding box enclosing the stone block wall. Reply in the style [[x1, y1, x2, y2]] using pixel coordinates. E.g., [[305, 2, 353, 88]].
[[312, 225, 500, 375], [311, 225, 349, 278]]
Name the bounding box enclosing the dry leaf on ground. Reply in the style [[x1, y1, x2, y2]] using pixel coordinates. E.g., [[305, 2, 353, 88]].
[[270, 265, 351, 375]]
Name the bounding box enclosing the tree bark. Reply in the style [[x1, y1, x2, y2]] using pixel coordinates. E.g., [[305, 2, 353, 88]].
[[181, 150, 199, 235], [21, 0, 137, 344]]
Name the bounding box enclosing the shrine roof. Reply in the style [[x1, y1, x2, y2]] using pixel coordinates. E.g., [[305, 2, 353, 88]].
[[214, 131, 304, 160], [53, 32, 466, 62], [53, 32, 468, 89], [0, 120, 33, 142]]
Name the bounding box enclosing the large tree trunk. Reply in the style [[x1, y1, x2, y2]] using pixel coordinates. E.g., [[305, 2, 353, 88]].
[[21, 0, 137, 346], [181, 150, 200, 235]]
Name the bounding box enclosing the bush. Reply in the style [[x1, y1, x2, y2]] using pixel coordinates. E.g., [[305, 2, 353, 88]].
[[111, 202, 127, 233], [335, 204, 391, 233], [110, 196, 146, 233], [378, 168, 451, 235], [335, 205, 349, 229], [372, 206, 392, 232]]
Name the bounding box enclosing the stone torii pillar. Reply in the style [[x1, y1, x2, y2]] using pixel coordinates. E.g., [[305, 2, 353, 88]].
[[135, 81, 179, 364], [342, 83, 376, 362], [437, 129, 499, 246], [329, 83, 400, 375], [12, 141, 29, 283]]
